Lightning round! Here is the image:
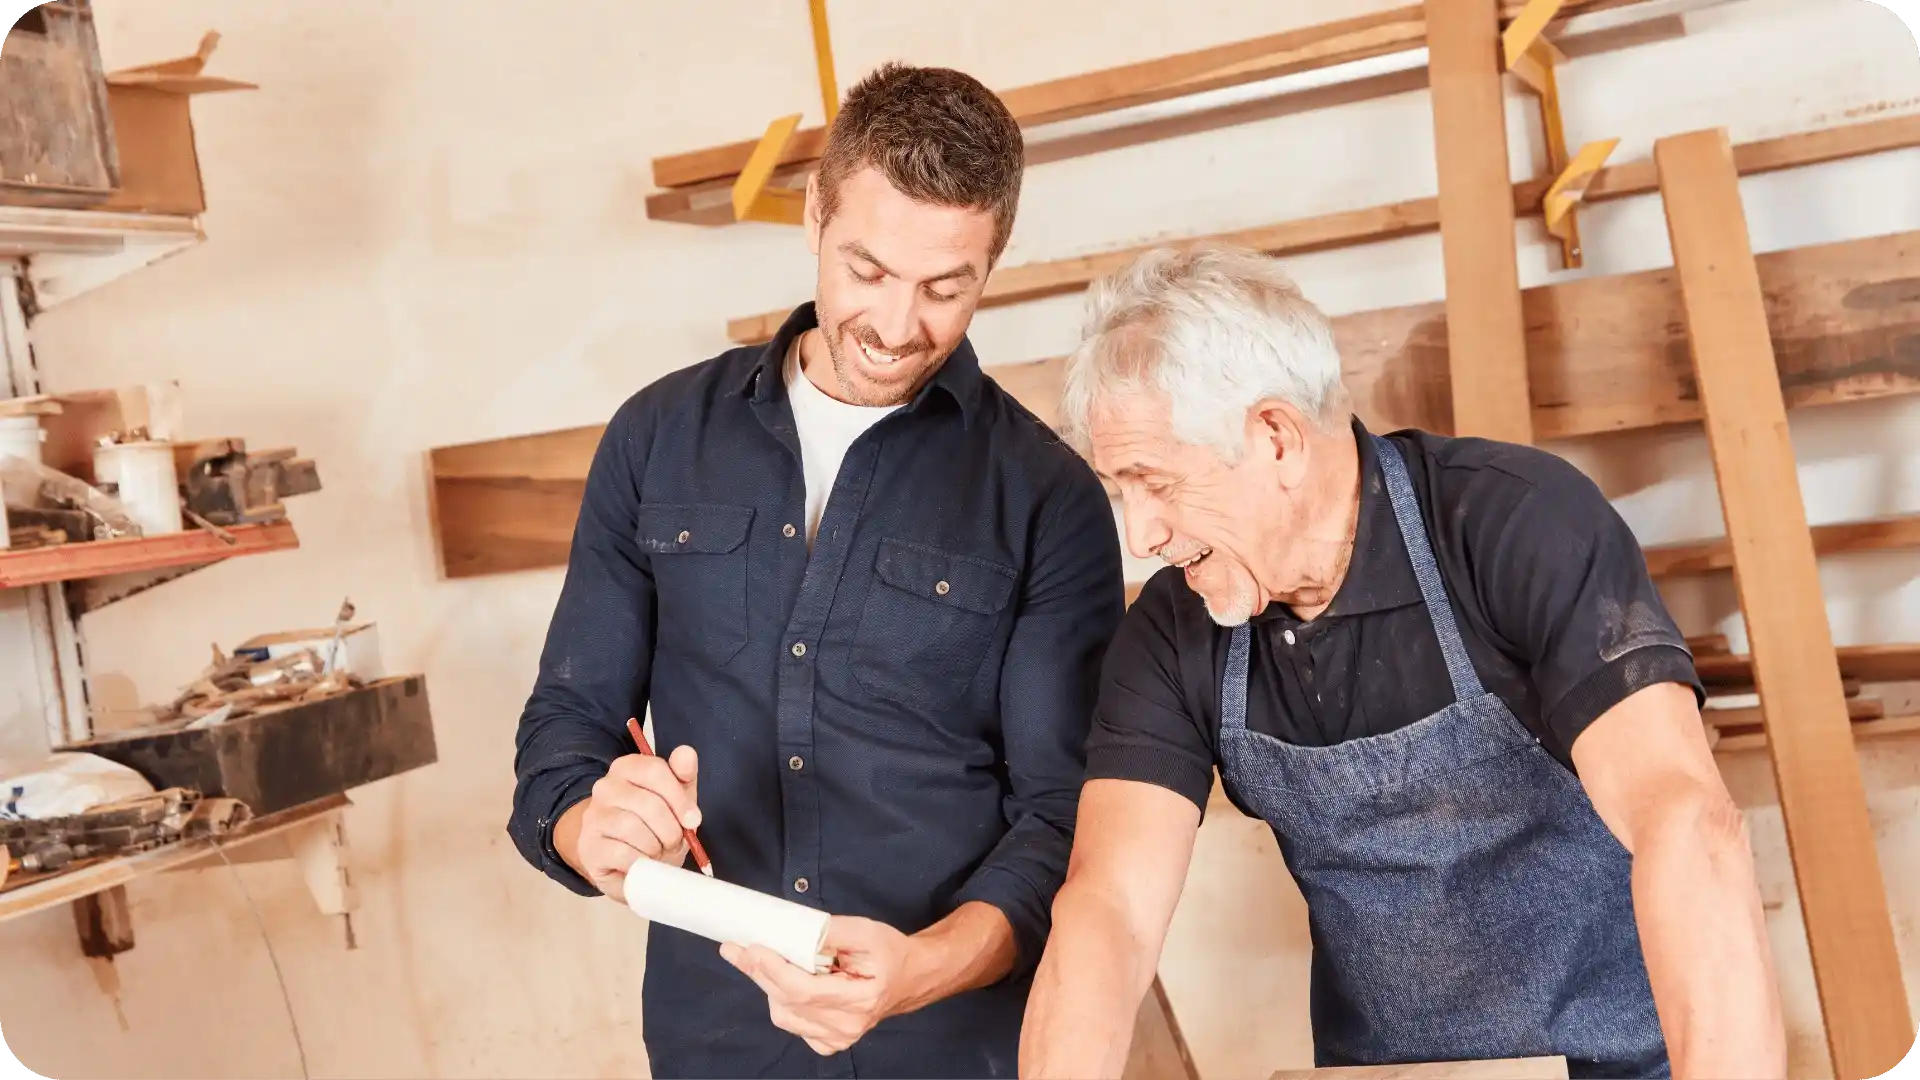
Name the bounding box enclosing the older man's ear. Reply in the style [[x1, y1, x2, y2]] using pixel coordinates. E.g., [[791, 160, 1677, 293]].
[[1247, 398, 1320, 488]]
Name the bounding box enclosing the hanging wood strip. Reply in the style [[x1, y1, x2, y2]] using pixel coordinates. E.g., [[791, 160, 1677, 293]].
[[1654, 127, 1911, 1080], [427, 229, 1920, 578], [724, 114, 1920, 346], [1642, 514, 1920, 579]]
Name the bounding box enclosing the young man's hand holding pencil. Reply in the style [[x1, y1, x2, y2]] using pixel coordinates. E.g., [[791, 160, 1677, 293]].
[[550, 717, 708, 903]]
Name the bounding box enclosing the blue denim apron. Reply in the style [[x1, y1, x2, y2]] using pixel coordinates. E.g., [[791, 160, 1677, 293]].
[[1218, 435, 1670, 1079]]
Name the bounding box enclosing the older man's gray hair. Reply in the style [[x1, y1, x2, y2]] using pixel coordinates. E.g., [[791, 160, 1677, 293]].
[[1058, 245, 1349, 460]]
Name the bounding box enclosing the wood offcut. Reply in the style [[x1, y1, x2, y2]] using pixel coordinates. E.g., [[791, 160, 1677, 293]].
[[1655, 126, 1911, 1080]]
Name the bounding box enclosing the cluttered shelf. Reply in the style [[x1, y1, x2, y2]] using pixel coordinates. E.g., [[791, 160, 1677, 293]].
[[0, 519, 297, 589], [0, 792, 348, 922]]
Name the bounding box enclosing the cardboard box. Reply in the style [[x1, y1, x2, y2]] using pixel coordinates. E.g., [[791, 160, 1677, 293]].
[[97, 31, 254, 217]]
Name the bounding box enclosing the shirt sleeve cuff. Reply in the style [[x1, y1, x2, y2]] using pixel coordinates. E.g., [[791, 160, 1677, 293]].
[[1549, 643, 1705, 752], [1085, 743, 1214, 814], [951, 865, 1051, 980], [529, 771, 602, 898]]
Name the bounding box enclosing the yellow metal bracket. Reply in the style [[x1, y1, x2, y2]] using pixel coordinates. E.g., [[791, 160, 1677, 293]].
[[1501, 0, 1616, 267], [729, 1, 839, 226]]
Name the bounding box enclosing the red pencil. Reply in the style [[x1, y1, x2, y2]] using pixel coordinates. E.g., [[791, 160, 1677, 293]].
[[626, 716, 714, 877]]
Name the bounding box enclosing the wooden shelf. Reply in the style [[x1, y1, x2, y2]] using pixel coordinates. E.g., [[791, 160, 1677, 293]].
[[1715, 714, 1920, 754], [0, 794, 347, 926], [0, 205, 203, 310], [0, 520, 298, 590]]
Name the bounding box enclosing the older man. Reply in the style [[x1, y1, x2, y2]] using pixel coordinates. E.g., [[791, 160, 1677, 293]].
[[1018, 247, 1787, 1080]]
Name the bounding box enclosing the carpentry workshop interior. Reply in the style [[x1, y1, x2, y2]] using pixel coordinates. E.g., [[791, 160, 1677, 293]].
[[0, 0, 1917, 1077]]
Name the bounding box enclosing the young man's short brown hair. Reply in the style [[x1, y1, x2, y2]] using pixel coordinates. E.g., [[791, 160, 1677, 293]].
[[814, 62, 1024, 263]]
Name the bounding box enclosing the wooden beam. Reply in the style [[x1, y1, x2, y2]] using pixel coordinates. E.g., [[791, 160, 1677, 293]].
[[1643, 514, 1920, 579], [647, 15, 1687, 228], [1693, 643, 1920, 689], [651, 0, 1660, 190], [1424, 0, 1530, 441], [1655, 127, 1912, 1080], [1716, 713, 1920, 754], [432, 230, 1920, 578], [725, 115, 1920, 346], [1704, 696, 1884, 730]]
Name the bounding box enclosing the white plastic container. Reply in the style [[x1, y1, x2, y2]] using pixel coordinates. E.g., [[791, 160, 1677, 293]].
[[0, 413, 43, 465], [93, 440, 183, 537]]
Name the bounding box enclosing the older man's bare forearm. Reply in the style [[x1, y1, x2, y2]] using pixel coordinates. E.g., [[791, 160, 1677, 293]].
[[1633, 786, 1787, 1080], [1020, 882, 1158, 1079]]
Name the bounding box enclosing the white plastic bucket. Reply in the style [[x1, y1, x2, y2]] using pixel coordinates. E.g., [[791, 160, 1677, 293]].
[[94, 440, 182, 537], [0, 413, 43, 466]]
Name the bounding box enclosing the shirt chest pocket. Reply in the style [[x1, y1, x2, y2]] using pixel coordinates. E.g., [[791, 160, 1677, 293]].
[[853, 539, 1018, 713], [637, 503, 755, 664]]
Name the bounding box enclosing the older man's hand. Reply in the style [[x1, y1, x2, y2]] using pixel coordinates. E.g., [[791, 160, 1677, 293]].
[[721, 916, 916, 1056]]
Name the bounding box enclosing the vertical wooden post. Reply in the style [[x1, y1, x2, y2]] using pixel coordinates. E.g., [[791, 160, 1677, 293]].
[[1655, 127, 1913, 1080], [1425, 0, 1534, 443]]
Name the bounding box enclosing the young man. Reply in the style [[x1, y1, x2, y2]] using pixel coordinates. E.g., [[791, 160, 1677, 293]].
[[508, 64, 1123, 1079]]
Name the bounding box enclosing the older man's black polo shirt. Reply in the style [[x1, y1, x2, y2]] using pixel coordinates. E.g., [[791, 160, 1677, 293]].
[[1085, 418, 1704, 814], [509, 303, 1124, 1078]]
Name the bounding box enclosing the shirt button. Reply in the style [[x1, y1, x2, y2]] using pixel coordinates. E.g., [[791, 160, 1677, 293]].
[[1284, 629, 1296, 645], [791, 642, 807, 658], [793, 877, 810, 894], [676, 530, 690, 544], [935, 580, 950, 596], [789, 755, 804, 771], [782, 523, 797, 538]]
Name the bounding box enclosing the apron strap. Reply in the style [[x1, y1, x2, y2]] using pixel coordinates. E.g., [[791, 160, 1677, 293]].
[[1222, 623, 1253, 734], [1371, 434, 1486, 702]]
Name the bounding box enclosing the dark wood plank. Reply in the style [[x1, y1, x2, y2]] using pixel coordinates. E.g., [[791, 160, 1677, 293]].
[[1656, 126, 1910, 1080]]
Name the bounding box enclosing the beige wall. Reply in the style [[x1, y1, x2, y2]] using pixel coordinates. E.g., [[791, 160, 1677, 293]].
[[1, 0, 1917, 1076]]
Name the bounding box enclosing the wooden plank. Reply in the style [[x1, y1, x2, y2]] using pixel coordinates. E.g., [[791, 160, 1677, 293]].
[[1716, 713, 1920, 754], [0, 520, 298, 589], [725, 115, 1920, 345], [71, 884, 134, 958], [1704, 696, 1884, 729], [1693, 644, 1920, 688], [434, 230, 1920, 578], [651, 0, 1654, 190], [1655, 127, 1911, 1080], [1426, 0, 1533, 442], [647, 15, 1686, 228], [428, 425, 602, 579], [1270, 1057, 1567, 1080], [1122, 976, 1201, 1080], [1643, 513, 1920, 579]]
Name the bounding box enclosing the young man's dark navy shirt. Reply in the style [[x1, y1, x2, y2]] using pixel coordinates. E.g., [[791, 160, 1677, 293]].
[[508, 304, 1124, 1078]]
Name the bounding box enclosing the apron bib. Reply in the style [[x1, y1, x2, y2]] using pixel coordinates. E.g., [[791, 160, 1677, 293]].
[[1218, 434, 1669, 1079]]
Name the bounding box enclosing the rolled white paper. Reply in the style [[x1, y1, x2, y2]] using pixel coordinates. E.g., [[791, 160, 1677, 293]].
[[623, 857, 832, 973]]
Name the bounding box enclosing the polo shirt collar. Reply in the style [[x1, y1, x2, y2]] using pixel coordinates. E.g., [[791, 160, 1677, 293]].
[[741, 302, 985, 427], [1256, 416, 1423, 623]]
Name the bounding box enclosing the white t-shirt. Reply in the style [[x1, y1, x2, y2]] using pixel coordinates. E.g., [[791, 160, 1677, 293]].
[[785, 338, 897, 547]]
